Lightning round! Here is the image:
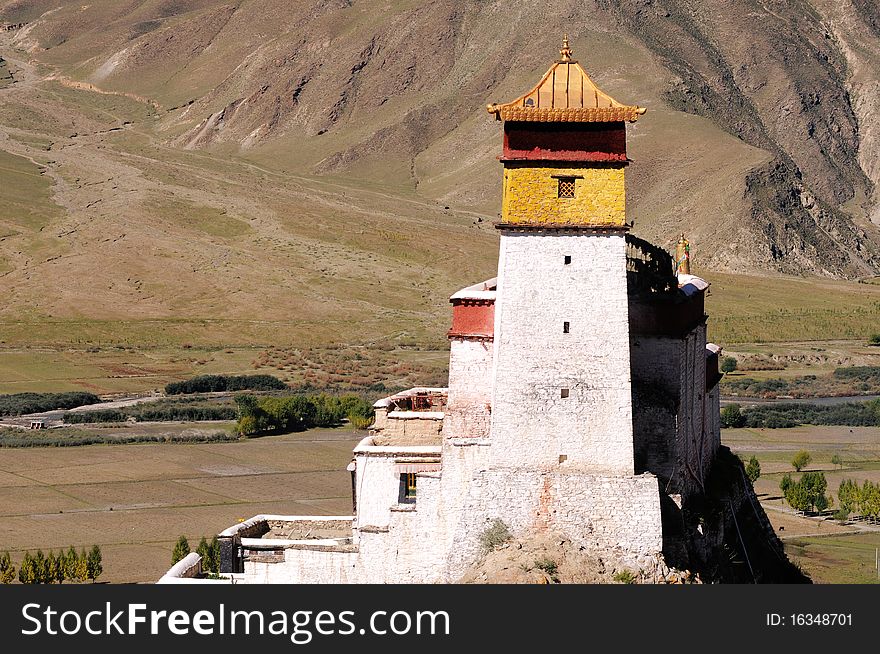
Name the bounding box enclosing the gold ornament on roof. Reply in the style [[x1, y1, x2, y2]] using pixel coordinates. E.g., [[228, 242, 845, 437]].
[[559, 35, 573, 62]]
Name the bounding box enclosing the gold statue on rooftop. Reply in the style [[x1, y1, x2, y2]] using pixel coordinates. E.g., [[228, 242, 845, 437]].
[[675, 234, 691, 276]]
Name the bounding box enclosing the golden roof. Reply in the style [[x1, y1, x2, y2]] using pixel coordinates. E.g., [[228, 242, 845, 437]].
[[487, 37, 646, 123]]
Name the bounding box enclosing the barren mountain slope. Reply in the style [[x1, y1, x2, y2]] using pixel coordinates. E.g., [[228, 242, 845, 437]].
[[0, 0, 879, 346]]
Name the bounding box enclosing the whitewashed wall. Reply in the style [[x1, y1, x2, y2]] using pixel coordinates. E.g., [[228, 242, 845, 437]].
[[490, 231, 634, 474], [443, 338, 494, 440]]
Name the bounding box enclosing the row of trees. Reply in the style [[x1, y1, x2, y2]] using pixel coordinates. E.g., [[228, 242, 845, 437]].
[[64, 405, 237, 424], [171, 536, 221, 575], [235, 393, 373, 436], [0, 391, 99, 417], [780, 472, 829, 513], [837, 479, 880, 520], [0, 546, 102, 584], [720, 401, 880, 430], [165, 375, 286, 395]]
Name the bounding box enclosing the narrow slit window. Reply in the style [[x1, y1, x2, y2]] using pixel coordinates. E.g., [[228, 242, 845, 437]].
[[563, 321, 570, 334], [564, 255, 572, 265], [557, 177, 576, 199], [560, 388, 570, 399]]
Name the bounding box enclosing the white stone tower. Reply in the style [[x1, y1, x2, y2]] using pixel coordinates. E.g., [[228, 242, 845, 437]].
[[486, 38, 646, 475]]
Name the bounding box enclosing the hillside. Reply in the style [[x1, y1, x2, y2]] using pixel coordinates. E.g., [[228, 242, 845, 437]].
[[0, 1, 879, 373]]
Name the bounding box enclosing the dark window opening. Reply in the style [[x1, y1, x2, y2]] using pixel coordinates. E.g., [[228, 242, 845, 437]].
[[560, 388, 570, 399], [563, 321, 570, 334], [557, 177, 576, 199], [399, 473, 417, 504], [564, 255, 571, 265]]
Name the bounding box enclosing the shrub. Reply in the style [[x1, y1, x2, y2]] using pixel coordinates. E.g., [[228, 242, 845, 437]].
[[534, 556, 559, 582], [720, 404, 745, 428], [791, 450, 811, 472], [720, 356, 738, 373], [349, 415, 373, 430], [869, 334, 880, 346], [479, 519, 512, 552], [613, 570, 636, 584]]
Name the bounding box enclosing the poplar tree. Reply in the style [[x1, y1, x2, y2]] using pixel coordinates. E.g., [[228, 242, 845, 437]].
[[172, 536, 191, 565], [76, 548, 89, 582], [0, 551, 15, 584], [46, 551, 58, 584], [64, 546, 78, 582], [34, 550, 47, 584], [52, 550, 66, 584], [87, 545, 103, 582], [18, 552, 35, 584]]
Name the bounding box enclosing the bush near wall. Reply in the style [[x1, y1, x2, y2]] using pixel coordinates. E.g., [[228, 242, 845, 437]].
[[165, 375, 286, 395], [0, 392, 99, 416]]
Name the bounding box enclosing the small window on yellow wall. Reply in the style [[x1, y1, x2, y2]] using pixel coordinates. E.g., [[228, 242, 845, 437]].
[[557, 177, 576, 199]]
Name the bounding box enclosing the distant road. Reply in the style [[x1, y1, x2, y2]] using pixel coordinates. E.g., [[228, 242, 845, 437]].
[[721, 394, 880, 407]]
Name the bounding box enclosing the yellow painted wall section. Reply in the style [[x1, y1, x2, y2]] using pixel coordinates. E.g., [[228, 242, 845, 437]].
[[501, 164, 626, 227]]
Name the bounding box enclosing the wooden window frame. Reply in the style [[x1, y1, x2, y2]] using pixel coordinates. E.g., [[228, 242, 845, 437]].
[[557, 177, 576, 199], [399, 473, 417, 503]]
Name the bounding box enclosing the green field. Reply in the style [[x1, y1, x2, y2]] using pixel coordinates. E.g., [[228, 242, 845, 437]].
[[703, 271, 880, 345], [785, 533, 880, 584]]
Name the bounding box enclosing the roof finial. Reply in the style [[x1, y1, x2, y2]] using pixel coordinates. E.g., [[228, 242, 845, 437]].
[[559, 35, 572, 62]]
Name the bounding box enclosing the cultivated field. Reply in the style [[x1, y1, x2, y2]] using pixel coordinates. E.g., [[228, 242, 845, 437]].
[[0, 428, 361, 583], [723, 424, 880, 583]]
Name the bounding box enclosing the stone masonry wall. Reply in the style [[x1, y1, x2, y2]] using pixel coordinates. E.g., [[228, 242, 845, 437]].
[[630, 323, 718, 498]]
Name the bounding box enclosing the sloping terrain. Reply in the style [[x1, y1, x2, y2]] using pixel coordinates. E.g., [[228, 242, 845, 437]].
[[0, 0, 879, 359]]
